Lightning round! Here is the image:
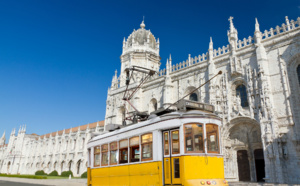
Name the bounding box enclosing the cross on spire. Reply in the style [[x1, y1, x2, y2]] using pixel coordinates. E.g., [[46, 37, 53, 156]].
[[228, 16, 234, 22]]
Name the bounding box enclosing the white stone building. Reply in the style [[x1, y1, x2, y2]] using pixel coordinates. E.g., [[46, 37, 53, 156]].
[[0, 121, 104, 176], [105, 17, 300, 184]]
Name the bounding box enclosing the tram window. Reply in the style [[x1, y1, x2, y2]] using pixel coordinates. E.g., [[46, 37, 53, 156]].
[[141, 133, 153, 160], [171, 130, 180, 154], [174, 158, 180, 178], [130, 136, 140, 162], [110, 142, 118, 165], [206, 124, 219, 153], [119, 139, 128, 164], [184, 124, 204, 153], [93, 147, 100, 167], [101, 144, 108, 166], [164, 132, 169, 155]]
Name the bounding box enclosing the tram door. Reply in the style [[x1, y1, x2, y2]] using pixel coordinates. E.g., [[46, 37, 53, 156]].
[[163, 130, 181, 185]]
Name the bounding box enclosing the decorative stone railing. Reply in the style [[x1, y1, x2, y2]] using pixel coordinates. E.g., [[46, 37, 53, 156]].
[[261, 17, 300, 40], [236, 36, 254, 49]]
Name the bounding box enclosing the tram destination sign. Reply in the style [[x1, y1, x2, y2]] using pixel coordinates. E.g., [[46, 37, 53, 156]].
[[177, 100, 215, 113]]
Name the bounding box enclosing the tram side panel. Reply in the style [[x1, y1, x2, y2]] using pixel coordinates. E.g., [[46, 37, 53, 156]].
[[182, 156, 225, 186], [90, 161, 162, 186]]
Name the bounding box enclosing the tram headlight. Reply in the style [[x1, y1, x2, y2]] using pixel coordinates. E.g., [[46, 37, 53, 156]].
[[223, 180, 228, 184], [207, 181, 211, 185], [200, 181, 205, 185]]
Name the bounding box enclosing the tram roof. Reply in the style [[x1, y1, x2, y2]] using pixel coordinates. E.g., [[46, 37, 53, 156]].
[[89, 109, 221, 143]]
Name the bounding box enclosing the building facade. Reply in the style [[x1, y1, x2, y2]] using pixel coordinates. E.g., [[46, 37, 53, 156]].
[[105, 17, 300, 183], [0, 122, 104, 177]]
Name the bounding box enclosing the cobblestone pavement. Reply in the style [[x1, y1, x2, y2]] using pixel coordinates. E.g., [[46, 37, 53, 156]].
[[0, 177, 86, 186]]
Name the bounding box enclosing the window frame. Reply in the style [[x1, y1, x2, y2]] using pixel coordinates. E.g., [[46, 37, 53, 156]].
[[206, 123, 220, 154], [119, 139, 129, 164], [101, 144, 109, 166], [141, 133, 153, 161], [236, 84, 249, 108], [171, 130, 180, 155], [93, 146, 100, 167], [109, 142, 118, 165], [183, 123, 205, 153], [163, 132, 170, 156], [129, 136, 140, 162]]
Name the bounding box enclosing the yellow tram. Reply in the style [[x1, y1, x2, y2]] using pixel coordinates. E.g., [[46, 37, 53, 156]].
[[87, 100, 228, 186]]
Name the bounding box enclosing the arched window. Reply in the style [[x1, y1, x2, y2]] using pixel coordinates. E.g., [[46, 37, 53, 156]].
[[297, 65, 300, 85], [189, 93, 198, 102], [68, 161, 72, 171], [77, 160, 81, 174], [236, 85, 249, 107]]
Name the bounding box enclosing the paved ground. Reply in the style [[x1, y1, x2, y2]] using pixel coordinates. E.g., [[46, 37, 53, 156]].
[[0, 177, 86, 186], [0, 180, 47, 186]]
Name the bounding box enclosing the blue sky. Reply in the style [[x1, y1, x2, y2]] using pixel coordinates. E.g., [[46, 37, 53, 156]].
[[0, 0, 299, 142]]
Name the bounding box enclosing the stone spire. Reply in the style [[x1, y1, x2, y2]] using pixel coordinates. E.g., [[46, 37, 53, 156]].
[[227, 16, 238, 51], [140, 20, 145, 29], [122, 37, 126, 48], [208, 37, 215, 78], [208, 37, 214, 60], [229, 16, 235, 33], [1, 131, 5, 139], [111, 69, 118, 90], [166, 59, 170, 75], [11, 128, 15, 136], [0, 131, 5, 146], [254, 18, 262, 44]]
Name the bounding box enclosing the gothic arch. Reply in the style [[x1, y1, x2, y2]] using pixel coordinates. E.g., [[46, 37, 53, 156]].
[[61, 161, 65, 172], [286, 52, 300, 127], [7, 161, 11, 173], [286, 53, 300, 94], [149, 98, 158, 113], [223, 117, 264, 182], [184, 86, 199, 101], [53, 161, 57, 170], [76, 160, 81, 175], [68, 160, 73, 171], [231, 80, 249, 108], [41, 162, 45, 170], [47, 161, 51, 172]]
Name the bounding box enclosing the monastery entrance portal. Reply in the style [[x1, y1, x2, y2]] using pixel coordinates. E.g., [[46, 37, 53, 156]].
[[227, 118, 265, 182], [237, 150, 250, 181], [254, 149, 265, 182]]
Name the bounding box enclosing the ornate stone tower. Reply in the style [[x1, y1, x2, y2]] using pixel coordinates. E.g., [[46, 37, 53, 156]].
[[106, 21, 161, 125], [119, 21, 161, 86]]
